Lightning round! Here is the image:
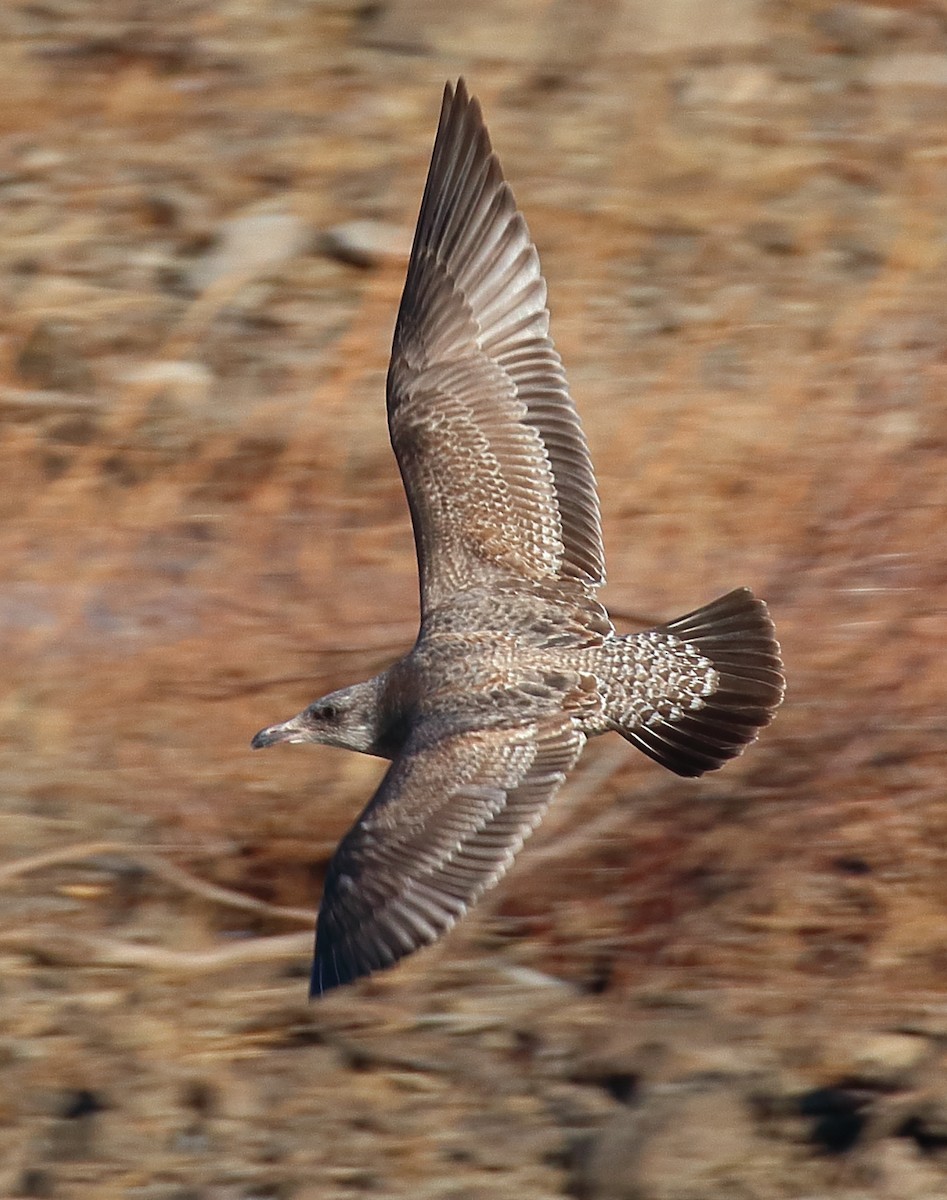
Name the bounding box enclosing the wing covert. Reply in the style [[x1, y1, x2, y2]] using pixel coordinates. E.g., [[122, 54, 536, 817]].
[[311, 716, 585, 995]]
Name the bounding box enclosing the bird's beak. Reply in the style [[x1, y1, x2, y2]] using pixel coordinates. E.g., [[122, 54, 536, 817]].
[[250, 712, 308, 749]]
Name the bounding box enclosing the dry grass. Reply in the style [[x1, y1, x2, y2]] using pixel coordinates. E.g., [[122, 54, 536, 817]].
[[0, 1, 945, 1196]]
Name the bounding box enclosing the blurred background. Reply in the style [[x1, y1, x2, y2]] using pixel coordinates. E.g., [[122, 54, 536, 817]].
[[0, 1, 945, 1196]]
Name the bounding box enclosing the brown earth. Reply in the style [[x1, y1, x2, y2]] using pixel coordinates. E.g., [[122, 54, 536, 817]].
[[0, 2, 945, 1197]]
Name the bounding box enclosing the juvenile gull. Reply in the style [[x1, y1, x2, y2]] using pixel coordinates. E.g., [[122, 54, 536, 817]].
[[252, 80, 785, 997]]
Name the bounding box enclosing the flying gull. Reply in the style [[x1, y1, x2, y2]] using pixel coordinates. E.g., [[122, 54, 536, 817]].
[[252, 80, 785, 997]]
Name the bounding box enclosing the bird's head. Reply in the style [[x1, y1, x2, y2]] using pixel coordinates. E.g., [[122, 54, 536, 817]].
[[251, 679, 383, 756]]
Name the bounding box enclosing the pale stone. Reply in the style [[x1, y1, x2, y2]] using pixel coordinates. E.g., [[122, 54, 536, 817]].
[[189, 208, 310, 292], [867, 54, 947, 88], [321, 219, 412, 269]]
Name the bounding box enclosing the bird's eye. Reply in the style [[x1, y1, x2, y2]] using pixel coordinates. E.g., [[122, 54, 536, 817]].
[[312, 702, 338, 721]]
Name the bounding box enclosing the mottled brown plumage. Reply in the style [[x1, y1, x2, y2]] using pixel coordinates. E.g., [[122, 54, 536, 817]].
[[251, 80, 785, 996]]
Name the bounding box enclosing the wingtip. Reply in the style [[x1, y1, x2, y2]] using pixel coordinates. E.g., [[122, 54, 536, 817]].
[[308, 957, 326, 999], [443, 77, 479, 124], [309, 945, 343, 999]]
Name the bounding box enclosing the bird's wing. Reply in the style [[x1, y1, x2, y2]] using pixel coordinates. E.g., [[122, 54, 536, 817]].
[[310, 715, 585, 995], [387, 79, 604, 615]]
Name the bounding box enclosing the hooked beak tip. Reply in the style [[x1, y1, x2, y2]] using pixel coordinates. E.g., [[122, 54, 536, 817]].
[[251, 714, 307, 750], [251, 725, 284, 750]]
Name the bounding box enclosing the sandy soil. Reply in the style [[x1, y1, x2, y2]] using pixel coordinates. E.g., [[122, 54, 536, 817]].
[[0, 2, 945, 1196]]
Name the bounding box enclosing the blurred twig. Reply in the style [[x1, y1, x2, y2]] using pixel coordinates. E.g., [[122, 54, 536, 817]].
[[0, 927, 310, 973], [0, 840, 314, 924]]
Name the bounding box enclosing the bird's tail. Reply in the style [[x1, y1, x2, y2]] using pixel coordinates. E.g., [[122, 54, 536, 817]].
[[605, 587, 784, 777]]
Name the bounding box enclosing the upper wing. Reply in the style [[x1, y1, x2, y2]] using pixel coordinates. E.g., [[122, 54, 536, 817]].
[[310, 716, 585, 995], [387, 79, 605, 615]]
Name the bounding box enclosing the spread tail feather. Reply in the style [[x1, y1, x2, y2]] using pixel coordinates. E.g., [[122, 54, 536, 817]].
[[611, 587, 785, 778]]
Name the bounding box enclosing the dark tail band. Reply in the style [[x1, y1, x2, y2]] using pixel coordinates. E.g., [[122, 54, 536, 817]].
[[614, 587, 785, 778]]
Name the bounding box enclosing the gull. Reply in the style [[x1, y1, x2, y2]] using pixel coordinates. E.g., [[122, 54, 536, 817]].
[[252, 80, 785, 997]]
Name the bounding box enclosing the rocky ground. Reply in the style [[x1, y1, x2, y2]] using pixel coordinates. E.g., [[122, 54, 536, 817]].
[[0, 1, 945, 1196]]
